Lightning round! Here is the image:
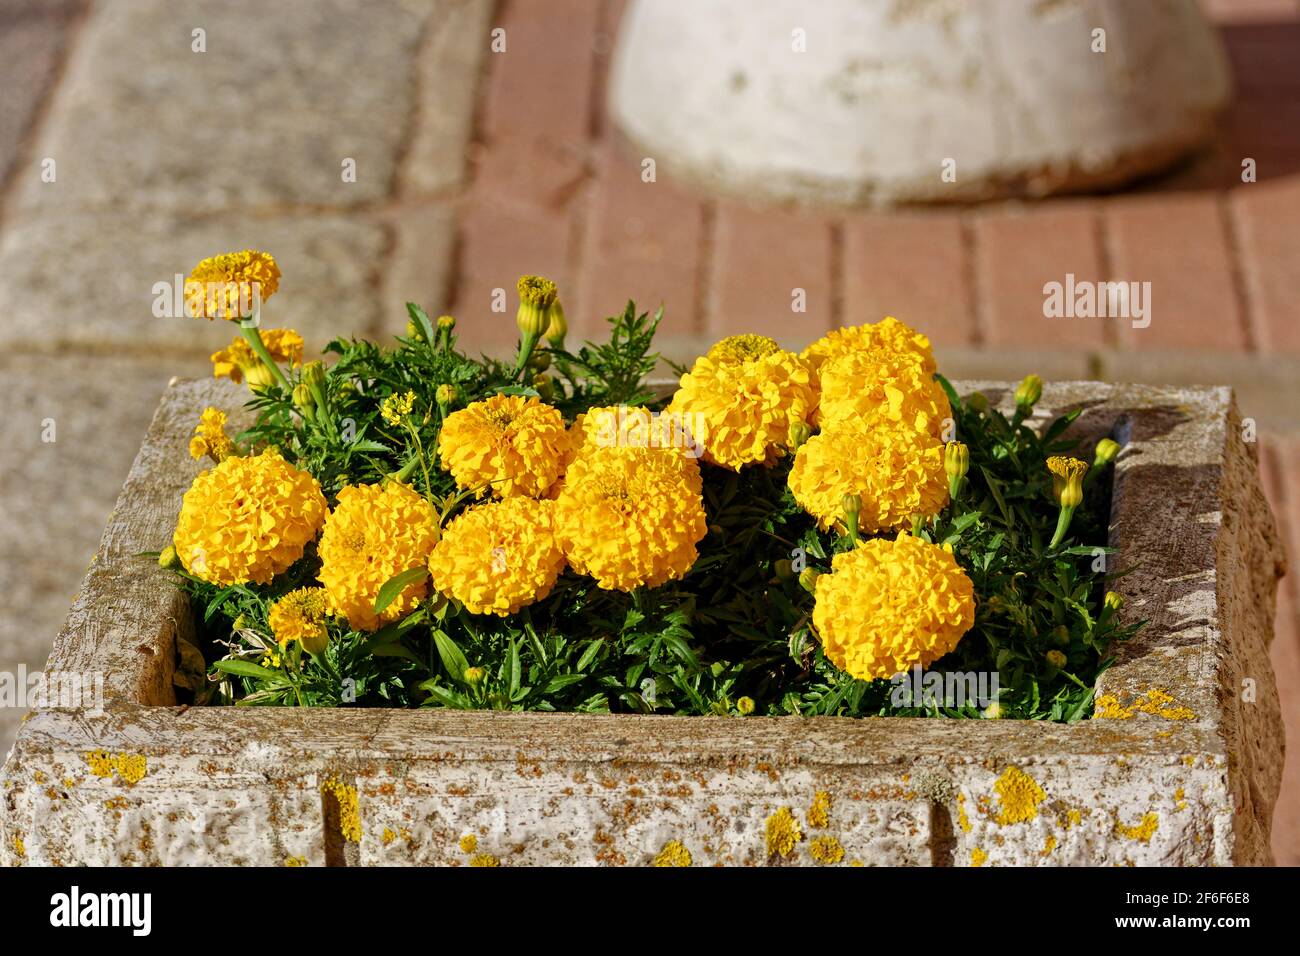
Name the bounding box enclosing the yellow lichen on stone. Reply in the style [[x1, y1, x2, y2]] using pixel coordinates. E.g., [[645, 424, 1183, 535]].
[[1095, 688, 1195, 721], [971, 847, 988, 867], [1115, 812, 1159, 843], [12, 836, 25, 858], [32, 770, 46, 785], [382, 827, 397, 846], [993, 767, 1046, 825], [956, 792, 972, 833], [809, 835, 845, 865], [1065, 808, 1082, 828], [1182, 755, 1197, 767], [284, 856, 307, 867], [1093, 694, 1134, 719], [807, 791, 832, 828], [84, 750, 114, 778], [1136, 688, 1195, 721], [1041, 834, 1057, 856], [83, 751, 147, 785], [652, 840, 692, 867], [116, 754, 147, 785], [850, 859, 864, 867], [1174, 788, 1187, 810], [469, 853, 500, 867], [459, 833, 478, 854], [320, 778, 361, 842], [765, 806, 803, 859]]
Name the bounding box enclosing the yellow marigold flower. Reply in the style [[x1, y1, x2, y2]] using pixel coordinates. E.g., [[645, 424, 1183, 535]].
[[567, 405, 703, 494], [268, 587, 330, 653], [812, 534, 975, 680], [1046, 455, 1087, 507], [381, 390, 416, 427], [788, 417, 948, 533], [184, 249, 281, 321], [667, 336, 815, 471], [1045, 649, 1067, 668], [317, 482, 440, 631], [173, 449, 327, 586], [188, 406, 235, 462], [210, 328, 304, 385], [801, 315, 936, 377], [438, 394, 569, 499], [814, 348, 951, 436], [429, 497, 566, 616], [554, 447, 707, 591]]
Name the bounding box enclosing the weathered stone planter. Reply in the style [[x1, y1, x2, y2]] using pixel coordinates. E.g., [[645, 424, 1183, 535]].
[[0, 379, 1285, 866]]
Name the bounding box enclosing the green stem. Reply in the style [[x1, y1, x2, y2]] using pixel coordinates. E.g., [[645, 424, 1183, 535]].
[[1048, 505, 1076, 549], [239, 321, 292, 393], [513, 330, 540, 380]]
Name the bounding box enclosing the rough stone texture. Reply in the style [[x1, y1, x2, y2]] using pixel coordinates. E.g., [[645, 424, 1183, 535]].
[[402, 0, 496, 197], [0, 0, 85, 189], [0, 211, 390, 354], [608, 0, 1230, 206], [0, 380, 1284, 865], [12, 0, 433, 214], [0, 354, 208, 760]]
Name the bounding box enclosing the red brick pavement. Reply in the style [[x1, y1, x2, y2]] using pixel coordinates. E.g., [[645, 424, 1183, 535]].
[[452, 0, 1300, 862]]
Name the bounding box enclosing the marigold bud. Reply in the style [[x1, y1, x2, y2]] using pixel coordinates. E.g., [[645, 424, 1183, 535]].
[[544, 298, 567, 346], [788, 421, 812, 450], [966, 392, 989, 414], [982, 701, 1002, 720], [159, 545, 178, 569], [841, 493, 860, 517], [736, 696, 755, 716], [464, 666, 485, 685], [243, 361, 276, 389], [1093, 438, 1120, 468], [302, 361, 326, 390], [532, 374, 554, 400], [1104, 591, 1125, 611], [437, 314, 456, 331], [292, 383, 314, 412], [1046, 649, 1067, 668], [944, 441, 969, 481], [1051, 625, 1070, 647], [435, 384, 458, 407], [405, 319, 420, 339], [798, 568, 821, 593], [774, 559, 794, 582], [527, 350, 552, 371], [1015, 374, 1043, 412], [516, 275, 556, 339]]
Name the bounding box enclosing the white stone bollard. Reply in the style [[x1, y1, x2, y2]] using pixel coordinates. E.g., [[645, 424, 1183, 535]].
[[608, 0, 1230, 205]]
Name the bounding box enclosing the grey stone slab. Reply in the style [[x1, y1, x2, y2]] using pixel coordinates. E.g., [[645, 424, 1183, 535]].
[[0, 353, 208, 760], [12, 0, 439, 214], [0, 210, 388, 354], [402, 0, 495, 196], [0, 380, 1285, 865], [0, 0, 85, 188]]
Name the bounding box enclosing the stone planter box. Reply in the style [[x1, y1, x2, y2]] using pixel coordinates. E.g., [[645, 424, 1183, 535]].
[[0, 379, 1285, 866]]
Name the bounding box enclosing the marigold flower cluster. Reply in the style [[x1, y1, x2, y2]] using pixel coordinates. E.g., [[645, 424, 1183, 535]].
[[789, 316, 950, 532], [173, 448, 326, 586], [165, 256, 985, 694], [812, 534, 976, 680]]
